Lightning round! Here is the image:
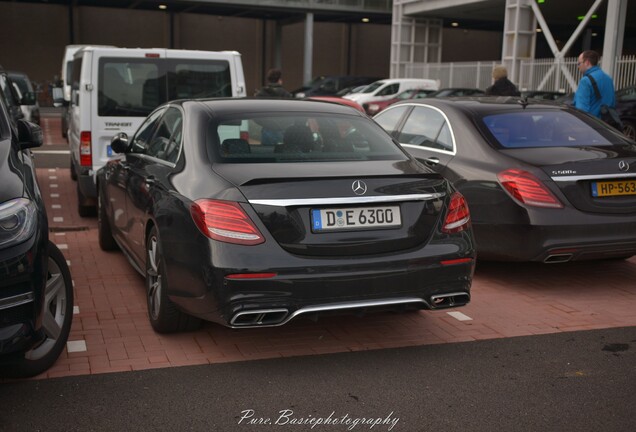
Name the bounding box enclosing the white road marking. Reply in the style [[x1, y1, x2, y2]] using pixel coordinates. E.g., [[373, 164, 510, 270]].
[[57, 244, 68, 250], [53, 217, 64, 222], [50, 193, 60, 198], [66, 340, 87, 353], [73, 306, 80, 315], [447, 311, 473, 321]]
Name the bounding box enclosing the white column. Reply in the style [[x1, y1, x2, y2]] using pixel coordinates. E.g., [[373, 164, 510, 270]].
[[602, 0, 627, 79]]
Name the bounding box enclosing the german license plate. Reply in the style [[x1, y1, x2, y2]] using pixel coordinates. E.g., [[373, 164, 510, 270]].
[[311, 206, 401, 232], [591, 180, 636, 197]]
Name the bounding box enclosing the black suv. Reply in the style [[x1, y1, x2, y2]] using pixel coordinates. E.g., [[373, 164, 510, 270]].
[[0, 67, 73, 378]]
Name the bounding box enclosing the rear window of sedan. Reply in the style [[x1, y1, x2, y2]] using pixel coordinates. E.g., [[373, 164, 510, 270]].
[[208, 113, 408, 163], [480, 110, 616, 149]]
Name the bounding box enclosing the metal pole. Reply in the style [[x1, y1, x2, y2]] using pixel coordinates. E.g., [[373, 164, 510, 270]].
[[304, 13, 314, 85]]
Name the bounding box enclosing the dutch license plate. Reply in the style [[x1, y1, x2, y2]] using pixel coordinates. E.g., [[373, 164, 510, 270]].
[[591, 180, 636, 197], [311, 206, 401, 232]]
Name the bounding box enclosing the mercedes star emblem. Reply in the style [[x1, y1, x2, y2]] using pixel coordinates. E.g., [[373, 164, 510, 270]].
[[618, 160, 630, 172], [352, 180, 367, 195]]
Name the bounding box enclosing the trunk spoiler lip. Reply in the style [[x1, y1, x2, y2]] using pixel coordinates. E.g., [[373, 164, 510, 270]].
[[249, 193, 446, 207]]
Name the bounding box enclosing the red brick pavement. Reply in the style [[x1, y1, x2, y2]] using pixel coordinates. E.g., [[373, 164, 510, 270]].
[[33, 166, 636, 380], [22, 115, 636, 379]]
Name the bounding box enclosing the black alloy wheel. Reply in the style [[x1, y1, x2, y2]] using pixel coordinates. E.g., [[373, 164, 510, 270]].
[[145, 226, 200, 333]]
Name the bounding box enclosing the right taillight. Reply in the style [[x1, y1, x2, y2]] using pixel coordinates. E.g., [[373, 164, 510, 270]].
[[190, 199, 264, 245], [80, 131, 92, 166], [443, 192, 471, 234], [497, 169, 563, 209]]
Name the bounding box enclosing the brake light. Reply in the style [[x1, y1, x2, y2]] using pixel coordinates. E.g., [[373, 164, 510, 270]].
[[497, 169, 563, 208], [145, 53, 161, 58], [226, 273, 277, 279], [191, 199, 264, 245], [443, 192, 471, 234], [80, 131, 92, 166]]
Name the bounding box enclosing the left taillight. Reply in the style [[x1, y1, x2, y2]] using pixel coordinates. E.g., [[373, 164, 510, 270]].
[[442, 192, 471, 234], [80, 131, 92, 167], [497, 169, 563, 209], [190, 199, 264, 245]]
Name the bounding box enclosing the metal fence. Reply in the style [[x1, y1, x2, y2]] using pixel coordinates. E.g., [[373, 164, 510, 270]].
[[404, 55, 636, 92]]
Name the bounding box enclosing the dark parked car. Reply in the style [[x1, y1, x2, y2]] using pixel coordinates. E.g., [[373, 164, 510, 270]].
[[7, 71, 40, 125], [293, 76, 381, 98], [0, 80, 74, 378], [0, 65, 23, 122], [521, 90, 567, 101], [615, 85, 636, 140], [426, 88, 485, 98], [97, 99, 475, 332], [374, 97, 636, 263]]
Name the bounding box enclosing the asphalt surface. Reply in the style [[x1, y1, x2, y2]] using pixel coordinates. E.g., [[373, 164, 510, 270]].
[[1, 327, 634, 432]]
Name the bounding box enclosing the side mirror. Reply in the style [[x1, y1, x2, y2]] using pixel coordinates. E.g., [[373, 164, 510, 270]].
[[110, 132, 129, 154], [52, 87, 64, 107], [18, 119, 43, 150]]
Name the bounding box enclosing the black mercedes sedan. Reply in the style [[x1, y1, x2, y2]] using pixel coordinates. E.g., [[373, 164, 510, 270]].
[[373, 97, 636, 263], [96, 99, 475, 332]]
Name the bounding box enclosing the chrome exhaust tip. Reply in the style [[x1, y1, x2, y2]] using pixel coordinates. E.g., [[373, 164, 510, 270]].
[[430, 292, 470, 309], [231, 309, 289, 326], [543, 253, 573, 264]]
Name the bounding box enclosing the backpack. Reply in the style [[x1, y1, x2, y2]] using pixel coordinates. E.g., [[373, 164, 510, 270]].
[[586, 74, 623, 131]]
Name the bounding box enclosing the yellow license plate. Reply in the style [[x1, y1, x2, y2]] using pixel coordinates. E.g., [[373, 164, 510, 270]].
[[591, 180, 636, 197]]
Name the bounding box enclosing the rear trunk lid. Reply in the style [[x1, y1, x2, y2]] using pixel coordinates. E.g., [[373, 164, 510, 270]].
[[213, 161, 449, 256], [501, 145, 636, 214]]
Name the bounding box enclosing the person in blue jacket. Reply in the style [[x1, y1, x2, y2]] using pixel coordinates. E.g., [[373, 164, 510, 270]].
[[573, 50, 616, 118]]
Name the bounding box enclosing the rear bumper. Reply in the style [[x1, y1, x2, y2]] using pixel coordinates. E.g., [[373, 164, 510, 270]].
[[166, 241, 475, 327], [474, 220, 636, 262]]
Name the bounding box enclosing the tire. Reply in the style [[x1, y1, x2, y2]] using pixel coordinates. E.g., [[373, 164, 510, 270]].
[[97, 189, 118, 251], [146, 226, 201, 333], [5, 242, 74, 378], [77, 181, 95, 217], [70, 159, 77, 181], [622, 119, 636, 141]]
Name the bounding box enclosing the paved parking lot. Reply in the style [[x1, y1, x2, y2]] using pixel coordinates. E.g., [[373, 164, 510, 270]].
[[28, 114, 636, 380]]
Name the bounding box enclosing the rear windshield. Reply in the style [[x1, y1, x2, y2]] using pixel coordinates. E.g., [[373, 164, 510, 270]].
[[98, 58, 232, 117], [481, 110, 617, 148], [208, 112, 408, 163]]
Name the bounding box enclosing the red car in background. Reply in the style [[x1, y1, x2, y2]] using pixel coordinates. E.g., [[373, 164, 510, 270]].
[[307, 96, 366, 113]]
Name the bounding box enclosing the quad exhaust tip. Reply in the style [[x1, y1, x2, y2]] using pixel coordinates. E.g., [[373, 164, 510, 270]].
[[430, 292, 470, 309], [230, 295, 470, 328], [543, 253, 574, 264]]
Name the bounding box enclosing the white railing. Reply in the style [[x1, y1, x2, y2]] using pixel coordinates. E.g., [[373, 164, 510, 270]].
[[404, 56, 636, 92]]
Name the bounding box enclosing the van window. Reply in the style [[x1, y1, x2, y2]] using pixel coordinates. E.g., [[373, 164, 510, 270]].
[[99, 59, 161, 117], [71, 57, 82, 91], [98, 58, 233, 117], [377, 84, 399, 96], [169, 61, 232, 100]]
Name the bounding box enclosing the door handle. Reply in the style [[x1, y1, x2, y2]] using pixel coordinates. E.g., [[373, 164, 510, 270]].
[[145, 176, 156, 186], [424, 157, 440, 166]]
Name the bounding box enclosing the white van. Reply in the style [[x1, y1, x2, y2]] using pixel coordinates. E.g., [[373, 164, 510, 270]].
[[68, 47, 246, 216], [343, 78, 439, 106], [59, 45, 115, 138]]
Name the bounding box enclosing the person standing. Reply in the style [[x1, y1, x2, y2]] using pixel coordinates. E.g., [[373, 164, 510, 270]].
[[255, 68, 292, 98], [573, 50, 616, 118], [485, 65, 521, 96]]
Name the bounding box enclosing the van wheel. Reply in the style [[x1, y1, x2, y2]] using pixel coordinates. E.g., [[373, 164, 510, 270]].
[[70, 160, 77, 181], [2, 242, 74, 378], [77, 182, 95, 217], [146, 226, 201, 333], [98, 190, 118, 251]]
